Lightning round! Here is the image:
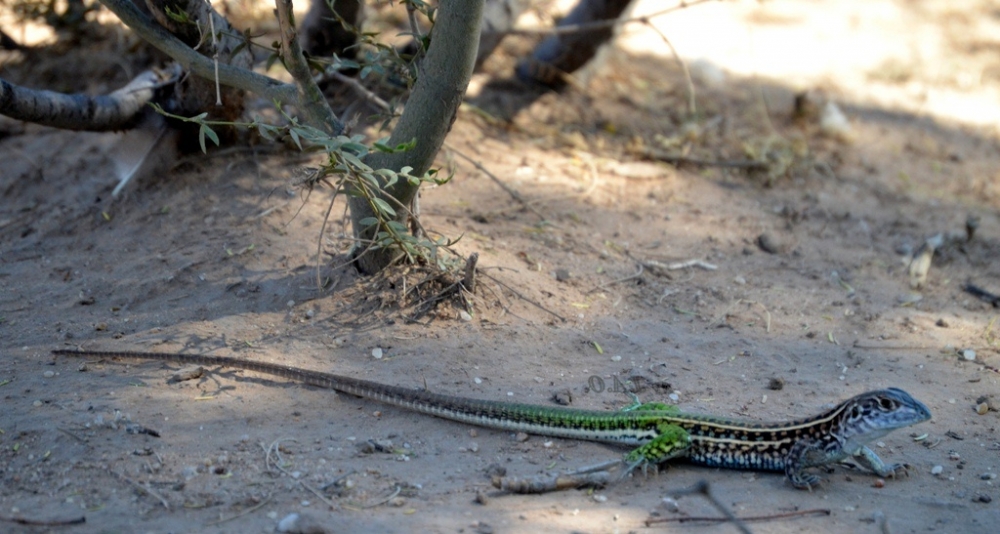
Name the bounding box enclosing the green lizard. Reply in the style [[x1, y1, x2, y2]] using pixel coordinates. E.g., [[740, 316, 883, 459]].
[[52, 349, 931, 489]]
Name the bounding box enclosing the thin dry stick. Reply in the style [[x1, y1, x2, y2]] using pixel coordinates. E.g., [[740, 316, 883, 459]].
[[0, 514, 86, 526], [492, 0, 716, 37], [206, 494, 272, 526], [661, 480, 751, 533], [203, 0, 221, 105], [647, 507, 832, 526], [316, 181, 343, 290], [110, 469, 170, 509], [481, 271, 566, 322], [447, 144, 548, 221], [323, 70, 392, 110], [589, 264, 643, 294], [642, 21, 696, 116]]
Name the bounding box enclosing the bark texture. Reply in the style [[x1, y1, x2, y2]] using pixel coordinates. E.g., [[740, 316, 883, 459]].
[[517, 0, 634, 88], [0, 69, 169, 131], [349, 0, 485, 274]]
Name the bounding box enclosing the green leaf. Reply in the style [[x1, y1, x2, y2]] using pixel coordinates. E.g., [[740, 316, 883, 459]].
[[372, 197, 396, 217], [257, 124, 278, 142], [358, 217, 379, 227], [198, 124, 220, 154], [289, 128, 303, 150], [386, 220, 408, 233]]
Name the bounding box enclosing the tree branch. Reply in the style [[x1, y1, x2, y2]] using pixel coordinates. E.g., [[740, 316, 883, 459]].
[[274, 0, 342, 134], [0, 68, 174, 131], [98, 0, 298, 105]]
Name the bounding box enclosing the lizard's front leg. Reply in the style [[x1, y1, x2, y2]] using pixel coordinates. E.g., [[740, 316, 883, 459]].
[[850, 445, 910, 479], [623, 423, 691, 475]]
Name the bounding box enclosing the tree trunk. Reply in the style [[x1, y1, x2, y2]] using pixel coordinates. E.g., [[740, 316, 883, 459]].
[[348, 0, 485, 274], [300, 0, 365, 59], [517, 0, 634, 88]]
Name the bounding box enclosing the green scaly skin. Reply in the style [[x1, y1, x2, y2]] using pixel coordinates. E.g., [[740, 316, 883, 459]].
[[51, 349, 931, 489]]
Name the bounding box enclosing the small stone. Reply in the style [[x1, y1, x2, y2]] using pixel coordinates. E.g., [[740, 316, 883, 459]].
[[660, 497, 680, 513], [931, 465, 944, 475], [757, 233, 783, 254], [966, 214, 980, 241], [32, 400, 42, 407], [43, 370, 55, 378], [962, 349, 976, 361], [975, 494, 992, 504], [976, 403, 989, 415], [474, 490, 489, 505], [169, 365, 204, 382], [767, 377, 785, 390], [459, 310, 473, 322], [278, 512, 332, 533], [515, 432, 529, 442], [936, 318, 950, 328], [371, 347, 383, 359], [554, 268, 571, 282]]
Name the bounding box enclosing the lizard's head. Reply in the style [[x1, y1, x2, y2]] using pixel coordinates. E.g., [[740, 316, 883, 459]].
[[838, 388, 931, 443]]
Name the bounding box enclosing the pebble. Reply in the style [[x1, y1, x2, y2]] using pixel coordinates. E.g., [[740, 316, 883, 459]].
[[819, 101, 854, 141], [43, 370, 55, 378], [931, 465, 944, 475], [962, 349, 976, 361], [976, 403, 989, 415], [459, 310, 472, 322], [660, 497, 680, 513], [371, 348, 383, 359], [757, 233, 784, 254]]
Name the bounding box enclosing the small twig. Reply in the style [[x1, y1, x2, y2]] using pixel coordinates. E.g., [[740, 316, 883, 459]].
[[56, 426, 88, 443], [347, 485, 402, 509], [851, 343, 930, 350], [642, 259, 718, 272], [965, 282, 1000, 307], [493, 470, 610, 494], [589, 264, 643, 294], [448, 144, 549, 221], [641, 20, 696, 116], [640, 148, 769, 169], [463, 252, 479, 293], [322, 70, 392, 111], [646, 507, 832, 526], [203, 0, 221, 105], [206, 494, 272, 526], [658, 480, 750, 533], [299, 479, 338, 509], [489, 0, 716, 37], [481, 271, 566, 322], [110, 469, 170, 509], [0, 513, 86, 526]]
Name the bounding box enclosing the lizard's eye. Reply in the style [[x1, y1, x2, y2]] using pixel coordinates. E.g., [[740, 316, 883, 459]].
[[879, 398, 897, 410]]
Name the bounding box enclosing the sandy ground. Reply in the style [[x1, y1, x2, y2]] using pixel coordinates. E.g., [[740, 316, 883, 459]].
[[1, 1, 999, 532]]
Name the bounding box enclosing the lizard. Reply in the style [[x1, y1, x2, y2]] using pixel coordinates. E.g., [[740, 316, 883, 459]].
[[52, 349, 932, 489]]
